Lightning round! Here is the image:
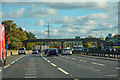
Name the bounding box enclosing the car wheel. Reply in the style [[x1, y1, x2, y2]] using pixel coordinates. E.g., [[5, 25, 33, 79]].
[[56, 54, 58, 56], [18, 53, 20, 55]]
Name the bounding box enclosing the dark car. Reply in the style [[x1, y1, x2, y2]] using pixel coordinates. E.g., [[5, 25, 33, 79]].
[[82, 48, 89, 52], [38, 49, 42, 53], [32, 49, 38, 54], [45, 49, 49, 54], [47, 48, 58, 56]]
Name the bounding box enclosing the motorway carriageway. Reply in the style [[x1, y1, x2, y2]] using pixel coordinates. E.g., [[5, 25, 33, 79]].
[[1, 52, 119, 79]]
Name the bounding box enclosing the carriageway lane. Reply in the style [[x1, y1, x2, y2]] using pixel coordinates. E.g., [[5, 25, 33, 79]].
[[2, 54, 69, 78], [44, 54, 118, 78]]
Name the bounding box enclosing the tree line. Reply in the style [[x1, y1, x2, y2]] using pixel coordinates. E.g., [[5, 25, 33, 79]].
[[2, 20, 36, 50]]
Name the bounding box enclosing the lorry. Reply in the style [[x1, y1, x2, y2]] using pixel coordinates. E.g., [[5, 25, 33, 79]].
[[0, 23, 6, 66]]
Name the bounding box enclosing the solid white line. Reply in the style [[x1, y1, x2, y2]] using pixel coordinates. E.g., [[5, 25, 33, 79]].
[[4, 64, 11, 69], [51, 63, 57, 67], [58, 68, 69, 75]]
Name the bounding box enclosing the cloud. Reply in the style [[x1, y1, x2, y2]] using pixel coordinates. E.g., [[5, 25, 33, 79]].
[[36, 20, 45, 26], [27, 8, 58, 18], [3, 8, 24, 19]]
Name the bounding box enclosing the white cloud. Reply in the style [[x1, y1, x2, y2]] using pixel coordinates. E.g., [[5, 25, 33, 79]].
[[37, 20, 45, 26], [27, 8, 58, 18], [3, 8, 24, 18]]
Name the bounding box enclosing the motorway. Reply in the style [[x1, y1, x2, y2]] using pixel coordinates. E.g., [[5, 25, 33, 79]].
[[1, 52, 119, 79]]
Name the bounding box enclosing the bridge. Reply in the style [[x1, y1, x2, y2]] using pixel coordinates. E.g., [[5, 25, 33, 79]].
[[23, 38, 108, 49]]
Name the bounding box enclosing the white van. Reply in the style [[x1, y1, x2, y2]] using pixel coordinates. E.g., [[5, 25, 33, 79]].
[[18, 48, 26, 55]]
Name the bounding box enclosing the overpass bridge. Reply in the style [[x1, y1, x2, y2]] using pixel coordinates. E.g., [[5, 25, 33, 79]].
[[23, 38, 108, 49]]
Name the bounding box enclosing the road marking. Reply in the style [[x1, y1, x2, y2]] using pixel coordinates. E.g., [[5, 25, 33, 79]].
[[0, 70, 2, 72], [92, 70, 101, 72], [51, 63, 57, 67], [106, 75, 118, 77], [116, 67, 120, 69], [4, 64, 11, 69], [66, 57, 69, 58], [92, 62, 105, 66], [79, 60, 87, 62], [57, 68, 69, 75], [25, 74, 36, 76], [10, 61, 16, 64], [25, 76, 37, 78], [71, 58, 76, 60], [47, 60, 51, 63]]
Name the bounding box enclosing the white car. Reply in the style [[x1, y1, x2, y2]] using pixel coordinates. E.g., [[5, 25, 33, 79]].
[[18, 48, 26, 55], [62, 48, 72, 55]]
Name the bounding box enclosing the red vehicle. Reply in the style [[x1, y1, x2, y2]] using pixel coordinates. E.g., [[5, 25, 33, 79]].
[[0, 23, 6, 65]]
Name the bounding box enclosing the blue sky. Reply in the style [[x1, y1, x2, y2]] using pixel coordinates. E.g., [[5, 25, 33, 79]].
[[0, 1, 119, 39]]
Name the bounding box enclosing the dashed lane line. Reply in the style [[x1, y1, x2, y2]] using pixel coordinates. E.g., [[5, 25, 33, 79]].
[[57, 68, 69, 75], [105, 75, 118, 77], [92, 62, 105, 66], [71, 58, 76, 60], [42, 56, 70, 75], [50, 63, 57, 67]]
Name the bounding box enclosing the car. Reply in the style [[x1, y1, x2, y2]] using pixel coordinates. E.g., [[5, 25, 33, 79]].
[[45, 49, 49, 54], [18, 48, 26, 55], [47, 48, 58, 56], [101, 46, 116, 52], [38, 49, 42, 53], [82, 48, 89, 52], [32, 49, 38, 54], [77, 46, 83, 51], [62, 48, 72, 55]]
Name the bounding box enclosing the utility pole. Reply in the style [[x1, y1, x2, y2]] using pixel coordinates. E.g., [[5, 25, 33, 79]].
[[45, 23, 52, 39]]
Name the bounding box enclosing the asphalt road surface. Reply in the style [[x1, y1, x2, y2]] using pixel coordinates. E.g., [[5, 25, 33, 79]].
[[1, 52, 119, 79]]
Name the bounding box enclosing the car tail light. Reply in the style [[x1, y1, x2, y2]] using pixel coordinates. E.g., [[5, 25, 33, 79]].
[[70, 50, 72, 52], [56, 51, 58, 52]]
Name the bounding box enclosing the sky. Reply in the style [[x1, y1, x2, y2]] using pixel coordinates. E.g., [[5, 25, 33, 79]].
[[0, 0, 119, 39]]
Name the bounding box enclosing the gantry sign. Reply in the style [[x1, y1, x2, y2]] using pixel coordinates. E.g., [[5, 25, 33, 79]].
[[23, 38, 108, 49]]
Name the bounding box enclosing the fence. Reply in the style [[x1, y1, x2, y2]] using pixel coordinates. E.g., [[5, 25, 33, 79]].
[[6, 50, 32, 57], [72, 50, 120, 58]]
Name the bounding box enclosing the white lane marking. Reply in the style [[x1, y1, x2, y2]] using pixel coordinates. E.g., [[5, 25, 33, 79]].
[[3, 56, 25, 69], [79, 60, 87, 62], [47, 60, 50, 62], [10, 61, 16, 64], [106, 75, 118, 77], [51, 63, 57, 67], [116, 67, 120, 69], [25, 76, 37, 78], [92, 70, 101, 72], [25, 74, 36, 76], [62, 56, 65, 57], [71, 58, 76, 60], [66, 57, 69, 58], [57, 68, 69, 75], [0, 70, 2, 72], [92, 62, 105, 66], [4, 64, 11, 69]]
